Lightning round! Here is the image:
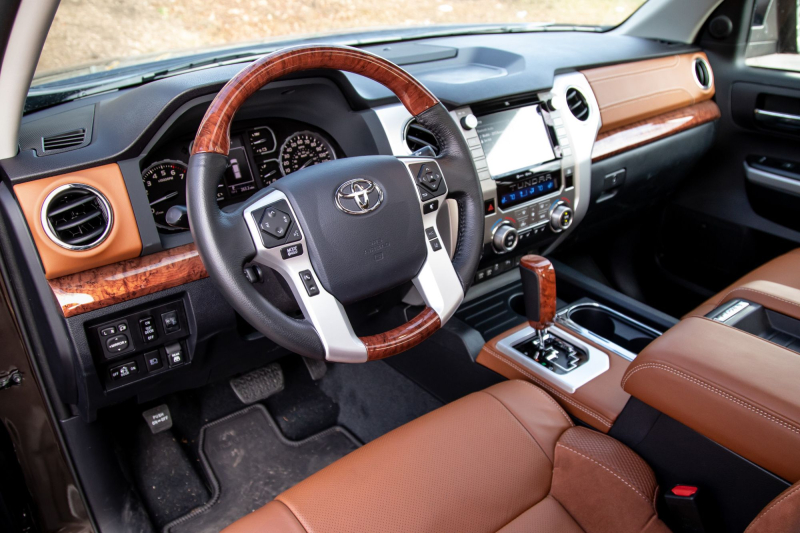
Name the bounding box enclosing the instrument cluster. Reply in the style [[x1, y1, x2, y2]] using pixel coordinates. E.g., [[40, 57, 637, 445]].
[[141, 118, 339, 232]]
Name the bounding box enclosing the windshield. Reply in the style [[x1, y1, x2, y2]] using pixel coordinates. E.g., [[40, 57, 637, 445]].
[[34, 0, 647, 86]]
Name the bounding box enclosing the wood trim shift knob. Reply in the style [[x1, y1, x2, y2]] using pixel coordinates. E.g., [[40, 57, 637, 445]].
[[520, 255, 557, 330]]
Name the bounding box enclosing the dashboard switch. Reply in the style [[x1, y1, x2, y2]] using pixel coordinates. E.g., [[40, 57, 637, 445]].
[[161, 311, 180, 334], [139, 317, 158, 343], [105, 334, 129, 354], [492, 223, 519, 253], [165, 343, 184, 367], [145, 351, 163, 371], [100, 326, 116, 337], [549, 202, 574, 233], [109, 361, 138, 380]]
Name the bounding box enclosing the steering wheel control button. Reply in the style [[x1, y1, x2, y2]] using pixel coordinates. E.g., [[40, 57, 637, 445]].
[[417, 187, 433, 202], [109, 361, 138, 381], [161, 311, 180, 334], [260, 208, 292, 238], [139, 317, 158, 343], [144, 351, 163, 372], [105, 334, 130, 354], [280, 243, 303, 260], [286, 225, 302, 243], [423, 200, 439, 214], [425, 227, 437, 240], [430, 238, 443, 252], [165, 343, 184, 367], [298, 270, 320, 296], [417, 164, 442, 192]]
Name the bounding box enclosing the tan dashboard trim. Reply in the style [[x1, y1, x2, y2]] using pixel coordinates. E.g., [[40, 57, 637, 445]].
[[582, 52, 715, 134], [476, 322, 631, 433], [49, 243, 208, 318], [14, 164, 142, 280], [592, 100, 721, 162]]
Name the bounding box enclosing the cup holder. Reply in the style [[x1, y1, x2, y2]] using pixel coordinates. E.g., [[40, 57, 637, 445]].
[[509, 293, 526, 317], [565, 304, 659, 357]]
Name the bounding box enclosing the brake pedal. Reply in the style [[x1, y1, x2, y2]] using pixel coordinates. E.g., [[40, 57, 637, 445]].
[[230, 363, 284, 404]]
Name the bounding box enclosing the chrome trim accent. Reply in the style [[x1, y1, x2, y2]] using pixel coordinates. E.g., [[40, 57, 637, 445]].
[[334, 178, 383, 215], [495, 325, 610, 393], [745, 162, 800, 197], [41, 183, 113, 251], [692, 57, 714, 90], [554, 302, 662, 362]]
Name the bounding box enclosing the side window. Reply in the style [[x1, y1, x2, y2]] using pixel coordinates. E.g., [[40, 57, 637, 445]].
[[746, 0, 800, 70]]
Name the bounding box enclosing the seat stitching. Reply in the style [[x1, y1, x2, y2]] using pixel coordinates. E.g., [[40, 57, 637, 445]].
[[481, 390, 559, 466], [696, 316, 800, 356], [716, 287, 800, 311], [556, 443, 652, 503], [483, 346, 613, 428], [621, 363, 800, 436], [744, 483, 800, 533], [506, 379, 575, 426]]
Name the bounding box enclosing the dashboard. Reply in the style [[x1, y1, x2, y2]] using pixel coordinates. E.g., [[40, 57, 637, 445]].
[[140, 118, 340, 230], [2, 31, 721, 418]]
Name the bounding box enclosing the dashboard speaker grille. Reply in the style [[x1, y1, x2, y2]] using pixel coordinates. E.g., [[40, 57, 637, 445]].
[[42, 129, 87, 153], [41, 184, 113, 250], [565, 88, 589, 121], [405, 120, 441, 155], [694, 58, 711, 89]]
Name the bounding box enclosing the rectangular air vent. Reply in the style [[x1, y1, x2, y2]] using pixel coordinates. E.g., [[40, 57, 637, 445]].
[[42, 129, 86, 153]]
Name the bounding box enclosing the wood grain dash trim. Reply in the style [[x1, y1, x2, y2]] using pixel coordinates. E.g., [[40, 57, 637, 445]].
[[592, 100, 721, 163], [361, 307, 441, 360], [49, 244, 208, 318]]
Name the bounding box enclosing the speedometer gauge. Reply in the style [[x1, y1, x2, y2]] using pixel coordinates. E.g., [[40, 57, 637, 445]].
[[280, 132, 335, 175], [141, 160, 187, 229]]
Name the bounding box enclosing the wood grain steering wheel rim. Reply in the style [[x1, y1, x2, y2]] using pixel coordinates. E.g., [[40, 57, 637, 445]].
[[189, 44, 483, 361]]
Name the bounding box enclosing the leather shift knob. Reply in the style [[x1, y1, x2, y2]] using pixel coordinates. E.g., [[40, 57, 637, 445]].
[[520, 255, 556, 330]]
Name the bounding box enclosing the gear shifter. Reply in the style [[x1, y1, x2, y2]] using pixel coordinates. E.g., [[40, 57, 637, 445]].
[[520, 255, 557, 346], [516, 255, 585, 374]]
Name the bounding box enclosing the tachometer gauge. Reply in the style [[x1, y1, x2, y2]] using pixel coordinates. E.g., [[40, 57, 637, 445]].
[[279, 131, 335, 175], [141, 160, 187, 230]]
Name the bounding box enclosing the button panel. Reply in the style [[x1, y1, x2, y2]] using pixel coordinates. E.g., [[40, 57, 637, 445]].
[[89, 300, 191, 390], [298, 270, 320, 296], [251, 199, 300, 249]]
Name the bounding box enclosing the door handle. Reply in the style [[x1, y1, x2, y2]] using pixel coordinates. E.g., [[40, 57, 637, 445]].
[[754, 109, 800, 130], [744, 162, 800, 197]]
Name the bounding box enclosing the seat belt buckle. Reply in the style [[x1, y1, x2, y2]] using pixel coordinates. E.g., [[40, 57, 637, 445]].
[[664, 485, 707, 533]]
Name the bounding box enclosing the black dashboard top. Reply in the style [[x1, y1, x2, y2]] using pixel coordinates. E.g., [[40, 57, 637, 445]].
[[2, 32, 695, 184]]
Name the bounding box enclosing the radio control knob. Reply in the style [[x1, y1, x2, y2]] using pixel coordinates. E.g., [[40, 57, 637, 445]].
[[492, 223, 519, 253], [550, 203, 574, 232], [460, 114, 478, 130]]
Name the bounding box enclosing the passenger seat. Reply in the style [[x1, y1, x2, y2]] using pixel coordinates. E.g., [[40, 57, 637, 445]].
[[686, 248, 800, 318]]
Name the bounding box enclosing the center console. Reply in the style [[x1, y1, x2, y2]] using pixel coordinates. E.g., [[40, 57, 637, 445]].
[[448, 73, 601, 284]]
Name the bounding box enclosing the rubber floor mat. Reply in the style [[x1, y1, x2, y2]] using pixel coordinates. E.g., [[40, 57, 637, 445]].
[[163, 404, 359, 533]]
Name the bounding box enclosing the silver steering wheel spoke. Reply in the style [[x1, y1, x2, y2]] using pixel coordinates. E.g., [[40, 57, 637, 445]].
[[398, 157, 464, 323], [242, 190, 368, 363]]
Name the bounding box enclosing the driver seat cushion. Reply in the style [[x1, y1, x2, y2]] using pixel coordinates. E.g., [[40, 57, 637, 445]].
[[223, 380, 668, 533]]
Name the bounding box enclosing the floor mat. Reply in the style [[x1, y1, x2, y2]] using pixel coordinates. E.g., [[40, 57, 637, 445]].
[[163, 404, 359, 533]]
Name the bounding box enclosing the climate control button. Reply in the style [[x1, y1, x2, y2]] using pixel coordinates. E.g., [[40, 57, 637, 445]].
[[492, 223, 519, 253], [549, 202, 574, 232]]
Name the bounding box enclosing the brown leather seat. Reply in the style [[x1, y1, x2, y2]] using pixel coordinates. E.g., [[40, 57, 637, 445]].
[[687, 248, 800, 318], [224, 380, 669, 533]]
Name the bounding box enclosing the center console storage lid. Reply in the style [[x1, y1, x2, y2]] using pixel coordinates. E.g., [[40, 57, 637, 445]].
[[622, 316, 800, 483]]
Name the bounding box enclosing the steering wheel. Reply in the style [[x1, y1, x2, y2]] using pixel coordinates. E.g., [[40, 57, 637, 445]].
[[187, 45, 483, 363]]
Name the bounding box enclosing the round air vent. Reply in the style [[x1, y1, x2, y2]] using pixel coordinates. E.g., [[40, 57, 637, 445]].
[[41, 184, 113, 251], [404, 120, 441, 156], [565, 88, 590, 121], [693, 57, 712, 89]]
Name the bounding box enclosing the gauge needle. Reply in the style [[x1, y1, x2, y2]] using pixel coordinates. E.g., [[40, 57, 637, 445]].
[[300, 158, 315, 169], [264, 170, 277, 179], [149, 191, 179, 206]]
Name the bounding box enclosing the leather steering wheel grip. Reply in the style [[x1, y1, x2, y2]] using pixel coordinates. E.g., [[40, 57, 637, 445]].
[[188, 44, 483, 360]]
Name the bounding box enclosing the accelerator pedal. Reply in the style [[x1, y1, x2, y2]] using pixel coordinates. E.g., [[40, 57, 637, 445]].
[[230, 363, 284, 404], [302, 356, 327, 381]]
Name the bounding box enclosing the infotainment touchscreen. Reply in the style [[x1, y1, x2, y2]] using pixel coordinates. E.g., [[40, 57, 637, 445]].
[[476, 105, 556, 179]]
